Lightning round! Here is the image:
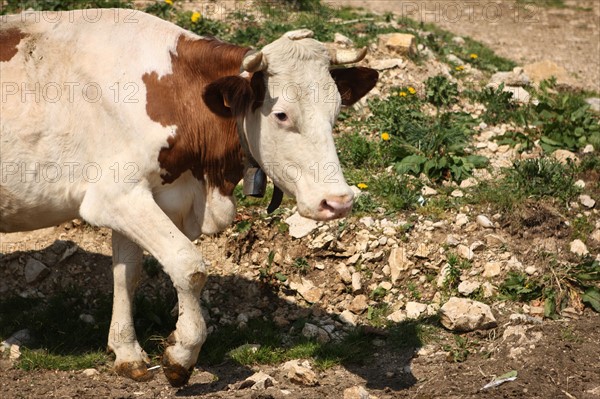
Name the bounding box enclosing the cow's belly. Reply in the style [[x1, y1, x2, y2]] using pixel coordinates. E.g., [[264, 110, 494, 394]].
[[0, 185, 79, 233]]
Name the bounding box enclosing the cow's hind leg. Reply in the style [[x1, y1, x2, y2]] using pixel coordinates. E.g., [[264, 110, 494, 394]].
[[108, 231, 152, 381], [81, 186, 208, 387]]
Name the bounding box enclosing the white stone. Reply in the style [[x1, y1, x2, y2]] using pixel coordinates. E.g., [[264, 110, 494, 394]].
[[348, 295, 369, 314], [242, 371, 277, 390], [336, 263, 352, 284], [459, 178, 478, 188], [553, 149, 579, 165], [370, 58, 404, 70], [437, 263, 451, 288], [457, 244, 474, 260], [359, 216, 375, 227], [388, 247, 410, 284], [451, 189, 464, 198], [289, 278, 323, 303], [378, 33, 416, 55], [285, 212, 318, 238], [585, 98, 600, 113], [421, 186, 438, 196], [82, 368, 99, 377], [339, 310, 357, 326], [570, 239, 589, 256], [452, 36, 465, 45], [455, 213, 469, 227], [503, 86, 530, 104], [446, 235, 460, 247], [591, 229, 600, 243], [446, 53, 464, 66], [281, 360, 318, 386], [481, 282, 496, 298], [525, 266, 537, 275], [458, 280, 480, 296], [343, 385, 371, 399], [387, 310, 407, 323], [483, 262, 502, 278], [414, 243, 430, 259], [24, 258, 50, 284], [351, 272, 362, 293], [582, 144, 595, 153], [476, 215, 494, 229], [405, 302, 428, 319], [439, 297, 497, 332], [579, 195, 596, 208]]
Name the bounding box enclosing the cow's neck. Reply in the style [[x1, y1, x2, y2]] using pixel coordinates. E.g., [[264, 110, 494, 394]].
[[143, 36, 250, 196]]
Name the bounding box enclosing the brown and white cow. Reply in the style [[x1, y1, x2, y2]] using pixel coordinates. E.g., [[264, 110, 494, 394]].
[[0, 9, 378, 386]]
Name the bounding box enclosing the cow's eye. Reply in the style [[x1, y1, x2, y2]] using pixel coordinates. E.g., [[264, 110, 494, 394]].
[[274, 112, 288, 122]]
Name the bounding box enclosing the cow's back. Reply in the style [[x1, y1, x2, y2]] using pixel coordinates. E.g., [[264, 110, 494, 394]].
[[0, 10, 191, 232]]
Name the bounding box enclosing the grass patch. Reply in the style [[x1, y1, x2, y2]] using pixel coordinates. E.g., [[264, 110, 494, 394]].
[[473, 157, 580, 212], [1, 0, 132, 13], [18, 350, 108, 371]]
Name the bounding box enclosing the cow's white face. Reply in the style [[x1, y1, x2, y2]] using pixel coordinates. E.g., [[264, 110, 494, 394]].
[[244, 55, 351, 220], [204, 31, 378, 221]]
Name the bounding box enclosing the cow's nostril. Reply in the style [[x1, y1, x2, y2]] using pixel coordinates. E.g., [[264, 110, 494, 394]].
[[320, 199, 335, 213]]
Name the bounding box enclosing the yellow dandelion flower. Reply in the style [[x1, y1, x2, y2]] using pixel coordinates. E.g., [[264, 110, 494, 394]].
[[381, 132, 390, 141], [408, 87, 416, 94], [455, 65, 464, 71], [470, 53, 478, 59], [191, 11, 201, 23], [399, 91, 407, 97], [357, 183, 368, 190], [164, 0, 173, 5]]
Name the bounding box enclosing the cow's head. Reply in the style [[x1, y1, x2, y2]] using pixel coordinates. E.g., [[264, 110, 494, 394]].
[[204, 30, 378, 221]]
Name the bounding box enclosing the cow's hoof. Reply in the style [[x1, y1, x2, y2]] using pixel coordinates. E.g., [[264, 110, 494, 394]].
[[114, 361, 154, 382], [162, 355, 193, 387]]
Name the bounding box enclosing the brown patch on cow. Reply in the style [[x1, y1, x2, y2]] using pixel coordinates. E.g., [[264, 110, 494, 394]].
[[0, 28, 28, 63], [143, 36, 256, 196]]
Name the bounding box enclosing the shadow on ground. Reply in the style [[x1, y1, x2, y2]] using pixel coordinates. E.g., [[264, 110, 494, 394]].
[[0, 240, 425, 393]]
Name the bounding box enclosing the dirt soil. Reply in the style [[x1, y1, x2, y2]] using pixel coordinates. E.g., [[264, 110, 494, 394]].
[[338, 0, 600, 92]]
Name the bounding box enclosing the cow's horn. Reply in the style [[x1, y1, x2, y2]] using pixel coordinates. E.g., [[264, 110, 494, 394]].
[[284, 29, 314, 40], [328, 46, 368, 65], [242, 51, 267, 72]]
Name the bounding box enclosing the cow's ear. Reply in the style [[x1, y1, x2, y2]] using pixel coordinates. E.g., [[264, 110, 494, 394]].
[[330, 67, 379, 106], [203, 76, 255, 118]]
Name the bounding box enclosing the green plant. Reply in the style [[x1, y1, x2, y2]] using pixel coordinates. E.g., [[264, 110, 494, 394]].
[[474, 83, 520, 125], [366, 303, 391, 327], [507, 157, 580, 204], [144, 0, 174, 19], [443, 335, 470, 362], [366, 86, 487, 183], [369, 174, 423, 212], [499, 272, 543, 302], [500, 259, 600, 317], [293, 257, 310, 275], [425, 75, 459, 108], [1, 0, 132, 13]]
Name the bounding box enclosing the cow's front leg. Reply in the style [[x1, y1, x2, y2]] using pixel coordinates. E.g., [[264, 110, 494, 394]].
[[80, 187, 208, 387], [108, 231, 152, 381]]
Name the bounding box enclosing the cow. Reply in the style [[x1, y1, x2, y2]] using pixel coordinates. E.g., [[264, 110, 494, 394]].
[[0, 9, 378, 386]]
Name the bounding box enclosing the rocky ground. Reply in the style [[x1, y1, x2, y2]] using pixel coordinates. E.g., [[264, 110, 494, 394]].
[[1, 1, 600, 399]]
